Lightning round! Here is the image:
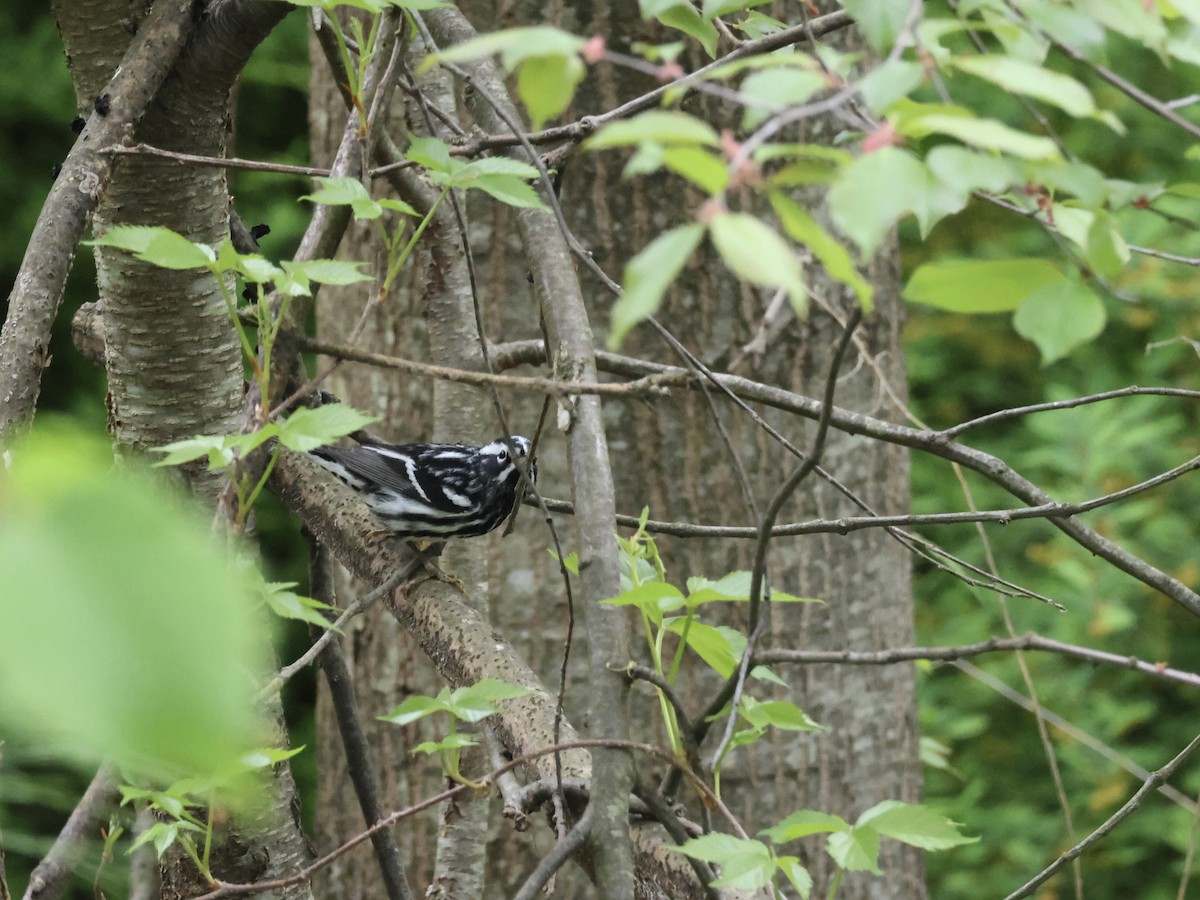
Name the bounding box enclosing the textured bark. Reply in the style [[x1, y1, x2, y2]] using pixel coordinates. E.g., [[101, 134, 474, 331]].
[[0, 0, 192, 445], [305, 2, 921, 899], [50, 3, 314, 898]]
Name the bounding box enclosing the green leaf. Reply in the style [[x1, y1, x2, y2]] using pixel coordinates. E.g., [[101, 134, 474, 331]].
[[378, 197, 420, 216], [672, 834, 775, 890], [656, 4, 719, 57], [761, 809, 849, 843], [0, 423, 268, 783], [241, 745, 306, 769], [905, 113, 1060, 159], [284, 259, 373, 287], [952, 55, 1095, 117], [299, 176, 382, 220], [405, 135, 454, 173], [276, 404, 378, 453], [602, 582, 687, 624], [585, 111, 721, 150], [856, 59, 926, 115], [453, 171, 548, 210], [665, 620, 743, 677], [380, 694, 447, 726], [739, 697, 823, 733], [548, 548, 580, 575], [661, 147, 729, 194], [828, 147, 928, 256], [90, 226, 216, 270], [609, 223, 705, 350], [151, 434, 236, 469], [827, 826, 882, 873], [413, 732, 479, 755], [1013, 275, 1106, 365], [770, 192, 873, 310], [857, 800, 978, 850], [517, 54, 585, 129], [739, 68, 825, 129], [422, 26, 584, 72], [261, 582, 340, 631], [709, 212, 805, 315], [1083, 210, 1130, 278], [840, 0, 918, 52], [903, 259, 1064, 313], [777, 856, 813, 898], [450, 678, 535, 722]]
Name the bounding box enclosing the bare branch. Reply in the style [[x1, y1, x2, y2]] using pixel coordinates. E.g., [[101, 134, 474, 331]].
[[1002, 732, 1200, 900], [21, 764, 117, 900]]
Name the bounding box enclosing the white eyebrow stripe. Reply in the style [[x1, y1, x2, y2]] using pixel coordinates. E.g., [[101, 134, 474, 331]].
[[441, 486, 474, 508]]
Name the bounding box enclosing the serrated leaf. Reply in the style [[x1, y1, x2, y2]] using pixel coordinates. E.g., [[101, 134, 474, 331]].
[[517, 54, 585, 129], [454, 172, 548, 210], [300, 176, 382, 220], [405, 135, 454, 173], [740, 698, 823, 732], [285, 259, 373, 287], [777, 856, 813, 898], [90, 226, 215, 270], [827, 826, 882, 873], [828, 147, 928, 256], [609, 223, 704, 350], [856, 59, 925, 115], [770, 192, 873, 310], [276, 404, 378, 453], [671, 832, 762, 863], [903, 258, 1063, 313], [422, 26, 584, 72], [378, 197, 420, 216], [907, 114, 1060, 159], [241, 745, 305, 769], [761, 809, 849, 843], [953, 55, 1095, 117], [262, 585, 340, 631], [548, 548, 580, 574], [709, 212, 805, 314], [740, 68, 825, 128], [857, 800, 978, 850], [1013, 275, 1105, 365], [656, 4, 718, 57], [840, 0, 916, 52], [452, 678, 534, 710], [661, 147, 729, 194], [413, 732, 479, 755], [664, 619, 743, 677], [602, 582, 687, 624], [380, 695, 447, 726], [585, 111, 721, 149], [151, 435, 235, 469]]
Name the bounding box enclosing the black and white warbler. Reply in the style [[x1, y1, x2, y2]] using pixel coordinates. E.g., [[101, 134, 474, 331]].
[[309, 436, 536, 539]]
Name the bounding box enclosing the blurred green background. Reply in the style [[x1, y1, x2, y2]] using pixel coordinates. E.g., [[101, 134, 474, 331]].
[[3, 2, 1200, 898]]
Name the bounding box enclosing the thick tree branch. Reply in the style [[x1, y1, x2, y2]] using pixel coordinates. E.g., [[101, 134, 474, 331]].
[[0, 0, 194, 444], [419, 8, 636, 896]]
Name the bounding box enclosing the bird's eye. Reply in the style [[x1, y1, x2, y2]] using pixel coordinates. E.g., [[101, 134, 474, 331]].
[[496, 448, 508, 461]]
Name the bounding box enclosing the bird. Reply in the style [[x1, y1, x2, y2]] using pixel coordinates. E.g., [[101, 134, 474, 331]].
[[308, 435, 536, 540]]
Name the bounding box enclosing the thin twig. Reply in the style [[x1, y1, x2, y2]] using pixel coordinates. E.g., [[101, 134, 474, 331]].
[[1002, 732, 1200, 900], [307, 541, 415, 900]]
